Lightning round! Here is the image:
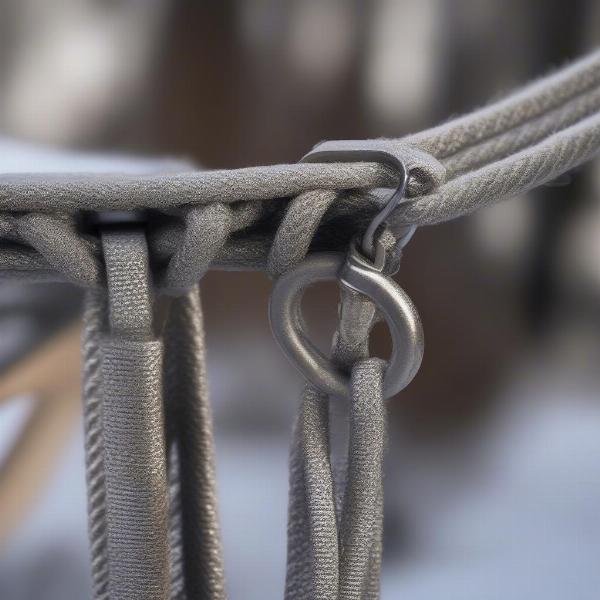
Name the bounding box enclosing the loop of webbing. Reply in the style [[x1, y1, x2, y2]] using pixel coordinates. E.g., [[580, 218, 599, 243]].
[[102, 230, 154, 338], [99, 229, 171, 600], [82, 229, 226, 600]]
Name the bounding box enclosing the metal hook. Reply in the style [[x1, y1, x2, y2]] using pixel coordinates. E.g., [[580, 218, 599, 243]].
[[269, 242, 424, 399], [301, 148, 414, 259]]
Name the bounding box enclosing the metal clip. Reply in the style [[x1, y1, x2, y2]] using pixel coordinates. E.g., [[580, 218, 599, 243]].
[[301, 147, 416, 261]]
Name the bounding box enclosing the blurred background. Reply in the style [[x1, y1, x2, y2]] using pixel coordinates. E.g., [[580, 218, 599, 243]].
[[1, 1, 600, 598]]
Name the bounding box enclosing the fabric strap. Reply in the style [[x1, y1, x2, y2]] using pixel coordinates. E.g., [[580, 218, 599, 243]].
[[100, 229, 171, 599], [82, 228, 227, 599]]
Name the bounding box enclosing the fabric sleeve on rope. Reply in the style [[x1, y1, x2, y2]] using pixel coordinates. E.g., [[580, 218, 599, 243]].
[[95, 229, 172, 600]]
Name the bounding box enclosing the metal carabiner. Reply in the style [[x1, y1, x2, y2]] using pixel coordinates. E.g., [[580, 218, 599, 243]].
[[269, 241, 424, 399]]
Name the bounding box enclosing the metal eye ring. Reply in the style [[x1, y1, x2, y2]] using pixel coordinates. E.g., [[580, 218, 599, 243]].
[[269, 248, 424, 399]]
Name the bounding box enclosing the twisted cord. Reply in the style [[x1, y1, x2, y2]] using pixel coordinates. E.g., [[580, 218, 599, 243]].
[[81, 290, 110, 600], [0, 51, 599, 287], [167, 447, 187, 600], [163, 288, 227, 599], [407, 48, 600, 158], [396, 109, 600, 225]]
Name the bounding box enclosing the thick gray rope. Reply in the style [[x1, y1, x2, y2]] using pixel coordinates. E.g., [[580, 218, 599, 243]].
[[407, 48, 600, 159], [286, 283, 387, 599], [2, 50, 600, 287], [285, 385, 338, 600], [396, 109, 600, 225], [285, 358, 387, 600], [338, 359, 386, 600]]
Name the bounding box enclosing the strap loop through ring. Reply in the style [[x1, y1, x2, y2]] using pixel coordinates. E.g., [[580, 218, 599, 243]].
[[269, 246, 424, 399]]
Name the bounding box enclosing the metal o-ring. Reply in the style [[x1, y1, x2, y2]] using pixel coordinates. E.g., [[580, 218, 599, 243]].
[[269, 252, 424, 399]]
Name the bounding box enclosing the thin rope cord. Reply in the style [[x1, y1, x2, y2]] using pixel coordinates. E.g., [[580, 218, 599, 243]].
[[81, 290, 109, 600], [163, 288, 227, 600], [167, 446, 187, 600]]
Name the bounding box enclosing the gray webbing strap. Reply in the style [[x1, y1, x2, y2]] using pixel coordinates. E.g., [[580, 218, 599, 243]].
[[82, 232, 226, 599], [97, 230, 171, 599]]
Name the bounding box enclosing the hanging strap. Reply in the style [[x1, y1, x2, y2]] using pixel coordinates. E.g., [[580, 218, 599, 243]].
[[82, 229, 172, 600], [82, 228, 227, 600], [285, 283, 387, 599], [163, 287, 227, 599]]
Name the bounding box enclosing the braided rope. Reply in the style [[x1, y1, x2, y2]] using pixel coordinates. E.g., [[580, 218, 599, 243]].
[[81, 290, 110, 600]]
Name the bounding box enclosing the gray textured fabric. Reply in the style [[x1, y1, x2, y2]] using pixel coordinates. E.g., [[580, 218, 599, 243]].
[[81, 290, 109, 600], [102, 230, 154, 339], [0, 162, 429, 212], [101, 337, 170, 600], [1, 51, 600, 289], [285, 359, 387, 600], [285, 283, 386, 599], [163, 288, 227, 599], [99, 230, 172, 600], [339, 359, 386, 600], [286, 385, 338, 600]]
